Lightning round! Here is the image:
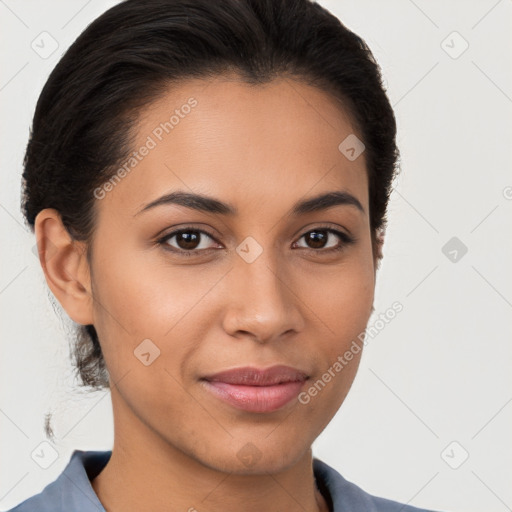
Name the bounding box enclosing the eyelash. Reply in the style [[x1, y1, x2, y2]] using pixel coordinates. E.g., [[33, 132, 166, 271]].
[[156, 225, 356, 257]]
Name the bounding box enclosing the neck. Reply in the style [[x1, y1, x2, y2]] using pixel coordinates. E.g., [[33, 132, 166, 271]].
[[91, 396, 330, 512]]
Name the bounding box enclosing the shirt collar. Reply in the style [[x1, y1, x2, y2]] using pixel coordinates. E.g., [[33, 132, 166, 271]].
[[43, 450, 374, 512], [59, 450, 110, 511]]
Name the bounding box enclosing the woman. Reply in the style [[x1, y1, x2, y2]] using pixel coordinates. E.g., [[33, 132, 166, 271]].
[[8, 0, 449, 510]]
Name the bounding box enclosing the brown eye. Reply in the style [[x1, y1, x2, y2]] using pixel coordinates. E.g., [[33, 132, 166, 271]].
[[159, 229, 219, 254], [174, 231, 201, 250], [304, 230, 329, 249], [294, 228, 355, 253]]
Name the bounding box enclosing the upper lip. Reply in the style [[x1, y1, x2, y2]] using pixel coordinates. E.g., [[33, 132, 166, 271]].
[[202, 365, 309, 386]]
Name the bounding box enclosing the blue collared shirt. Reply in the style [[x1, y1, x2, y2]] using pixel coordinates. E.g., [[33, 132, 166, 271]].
[[6, 450, 445, 511]]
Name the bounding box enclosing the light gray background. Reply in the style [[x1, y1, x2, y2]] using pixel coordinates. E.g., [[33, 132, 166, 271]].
[[1, 1, 511, 511]]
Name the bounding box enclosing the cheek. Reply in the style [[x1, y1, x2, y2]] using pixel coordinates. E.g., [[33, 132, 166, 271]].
[[300, 247, 374, 404], [307, 246, 375, 340], [89, 241, 224, 385], [311, 272, 373, 328], [91, 240, 209, 336]]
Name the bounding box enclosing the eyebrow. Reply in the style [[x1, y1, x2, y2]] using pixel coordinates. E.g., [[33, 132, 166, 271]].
[[135, 189, 365, 217]]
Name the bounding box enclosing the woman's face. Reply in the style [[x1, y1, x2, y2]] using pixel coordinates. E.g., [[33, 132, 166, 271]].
[[86, 75, 376, 472]]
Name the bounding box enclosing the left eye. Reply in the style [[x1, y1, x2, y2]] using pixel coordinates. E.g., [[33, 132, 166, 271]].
[[294, 228, 352, 251]]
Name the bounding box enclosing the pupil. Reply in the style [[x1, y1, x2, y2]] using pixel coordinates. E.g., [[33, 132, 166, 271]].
[[308, 230, 326, 249], [177, 231, 199, 250]]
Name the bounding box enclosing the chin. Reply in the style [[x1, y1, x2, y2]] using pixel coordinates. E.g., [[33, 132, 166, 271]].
[[194, 437, 310, 475]]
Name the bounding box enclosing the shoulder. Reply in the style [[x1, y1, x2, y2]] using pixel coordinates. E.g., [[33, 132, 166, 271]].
[[313, 458, 448, 512], [5, 449, 111, 512], [5, 479, 61, 512]]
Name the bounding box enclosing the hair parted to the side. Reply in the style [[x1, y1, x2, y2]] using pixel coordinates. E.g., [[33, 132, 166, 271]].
[[22, 0, 400, 393]]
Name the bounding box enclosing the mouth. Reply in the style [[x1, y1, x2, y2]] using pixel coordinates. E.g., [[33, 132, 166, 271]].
[[200, 365, 309, 413]]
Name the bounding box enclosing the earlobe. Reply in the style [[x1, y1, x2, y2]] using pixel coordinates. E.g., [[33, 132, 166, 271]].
[[34, 209, 94, 326]]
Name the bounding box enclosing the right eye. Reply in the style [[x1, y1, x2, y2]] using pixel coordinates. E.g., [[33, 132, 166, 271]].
[[157, 228, 222, 256]]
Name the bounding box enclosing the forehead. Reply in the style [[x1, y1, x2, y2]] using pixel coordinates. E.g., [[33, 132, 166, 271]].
[[99, 74, 369, 220]]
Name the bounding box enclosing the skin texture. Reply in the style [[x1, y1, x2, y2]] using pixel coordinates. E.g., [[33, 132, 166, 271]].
[[35, 74, 381, 512]]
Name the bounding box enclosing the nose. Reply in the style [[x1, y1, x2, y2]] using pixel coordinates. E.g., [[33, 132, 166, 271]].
[[221, 247, 305, 344]]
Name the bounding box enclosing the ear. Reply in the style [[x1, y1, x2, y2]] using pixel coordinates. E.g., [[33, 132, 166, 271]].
[[34, 208, 94, 325]]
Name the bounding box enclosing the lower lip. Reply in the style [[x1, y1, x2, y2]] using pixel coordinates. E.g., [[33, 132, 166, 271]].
[[201, 380, 307, 413]]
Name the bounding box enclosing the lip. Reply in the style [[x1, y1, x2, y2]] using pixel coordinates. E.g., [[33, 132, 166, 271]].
[[200, 365, 309, 413]]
